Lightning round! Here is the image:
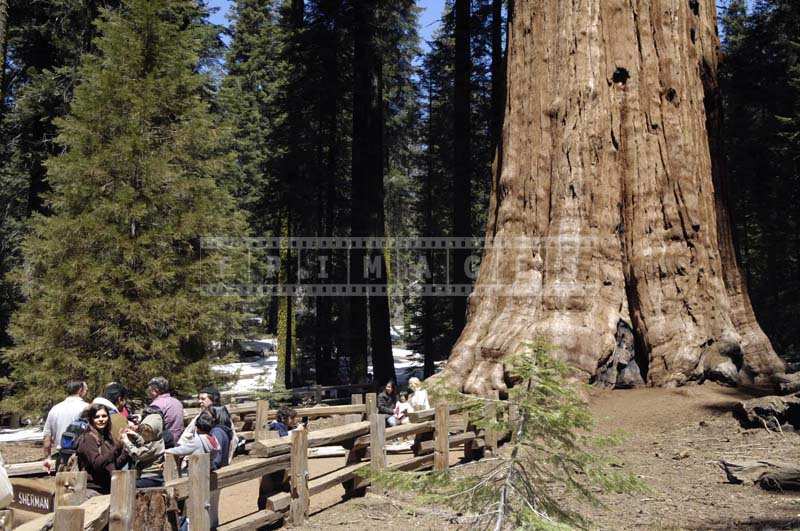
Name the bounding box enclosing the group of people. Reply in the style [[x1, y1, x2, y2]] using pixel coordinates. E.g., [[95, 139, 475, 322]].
[[377, 377, 431, 427], [41, 377, 237, 499]]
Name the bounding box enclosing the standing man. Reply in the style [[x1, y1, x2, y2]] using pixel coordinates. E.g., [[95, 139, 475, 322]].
[[42, 381, 89, 470], [146, 377, 184, 444]]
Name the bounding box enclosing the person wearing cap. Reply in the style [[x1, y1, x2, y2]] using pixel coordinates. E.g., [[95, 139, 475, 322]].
[[146, 377, 184, 443]]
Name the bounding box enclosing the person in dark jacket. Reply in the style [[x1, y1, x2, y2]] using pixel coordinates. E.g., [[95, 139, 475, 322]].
[[209, 406, 231, 470], [377, 381, 399, 426], [75, 403, 128, 494]]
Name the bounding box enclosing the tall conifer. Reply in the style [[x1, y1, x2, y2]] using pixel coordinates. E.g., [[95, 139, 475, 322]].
[[2, 0, 247, 411]]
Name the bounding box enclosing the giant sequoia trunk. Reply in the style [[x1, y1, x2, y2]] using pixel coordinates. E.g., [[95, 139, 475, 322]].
[[442, 0, 786, 394]]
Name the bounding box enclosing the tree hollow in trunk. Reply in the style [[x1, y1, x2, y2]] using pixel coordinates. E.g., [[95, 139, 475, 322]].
[[442, 0, 785, 394]]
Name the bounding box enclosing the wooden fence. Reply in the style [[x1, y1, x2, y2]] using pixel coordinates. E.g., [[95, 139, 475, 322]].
[[14, 393, 503, 530]]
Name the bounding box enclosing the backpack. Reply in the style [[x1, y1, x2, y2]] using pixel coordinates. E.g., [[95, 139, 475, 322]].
[[59, 419, 90, 454], [142, 405, 175, 449], [56, 418, 90, 471]]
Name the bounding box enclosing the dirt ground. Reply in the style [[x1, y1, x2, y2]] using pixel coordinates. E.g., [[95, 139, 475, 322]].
[[241, 383, 800, 530], [5, 383, 799, 529]]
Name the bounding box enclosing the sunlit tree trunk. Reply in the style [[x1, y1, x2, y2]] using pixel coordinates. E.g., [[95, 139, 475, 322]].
[[442, 0, 785, 394]]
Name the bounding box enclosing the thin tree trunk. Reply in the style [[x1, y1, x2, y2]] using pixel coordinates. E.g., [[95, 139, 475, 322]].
[[367, 51, 394, 386], [277, 0, 304, 389], [349, 0, 394, 386], [315, 0, 339, 385], [0, 0, 8, 116], [489, 0, 505, 151], [452, 0, 472, 338], [441, 0, 785, 394], [423, 76, 436, 379], [350, 0, 376, 383]]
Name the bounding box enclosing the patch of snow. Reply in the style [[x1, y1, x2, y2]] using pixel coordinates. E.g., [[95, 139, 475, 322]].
[[212, 355, 276, 393], [0, 426, 43, 443]]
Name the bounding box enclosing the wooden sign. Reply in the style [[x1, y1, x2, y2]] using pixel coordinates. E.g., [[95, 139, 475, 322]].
[[10, 478, 55, 514]]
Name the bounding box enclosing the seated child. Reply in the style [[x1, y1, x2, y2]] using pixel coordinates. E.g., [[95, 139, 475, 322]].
[[394, 392, 413, 425]]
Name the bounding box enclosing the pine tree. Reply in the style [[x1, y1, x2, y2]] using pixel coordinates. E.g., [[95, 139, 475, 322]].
[[1, 0, 248, 412], [364, 342, 643, 529]]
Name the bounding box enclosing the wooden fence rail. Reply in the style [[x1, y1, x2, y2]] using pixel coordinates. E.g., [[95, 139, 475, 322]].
[[14, 393, 501, 530]]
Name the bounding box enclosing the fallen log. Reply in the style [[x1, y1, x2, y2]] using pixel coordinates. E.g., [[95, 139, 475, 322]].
[[719, 459, 800, 490], [735, 394, 800, 430]]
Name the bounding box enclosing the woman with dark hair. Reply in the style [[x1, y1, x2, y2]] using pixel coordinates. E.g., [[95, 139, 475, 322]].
[[75, 403, 127, 494]]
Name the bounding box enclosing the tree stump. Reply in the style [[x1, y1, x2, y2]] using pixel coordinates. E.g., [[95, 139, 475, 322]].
[[134, 489, 171, 530], [720, 459, 800, 491]]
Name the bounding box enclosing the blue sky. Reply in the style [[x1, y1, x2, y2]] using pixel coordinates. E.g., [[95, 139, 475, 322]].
[[206, 0, 447, 45]]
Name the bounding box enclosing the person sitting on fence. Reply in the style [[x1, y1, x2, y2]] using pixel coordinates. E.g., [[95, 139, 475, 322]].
[[147, 376, 185, 444], [378, 380, 400, 426], [408, 377, 431, 411], [179, 386, 240, 463], [92, 383, 130, 444], [269, 406, 298, 437], [165, 411, 221, 463], [208, 406, 232, 470], [167, 411, 225, 529], [120, 408, 165, 488], [75, 403, 128, 495], [257, 406, 298, 510], [394, 391, 413, 424], [42, 380, 89, 472]]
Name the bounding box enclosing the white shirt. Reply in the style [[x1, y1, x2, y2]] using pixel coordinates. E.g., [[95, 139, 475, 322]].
[[43, 396, 88, 449], [409, 389, 430, 412]]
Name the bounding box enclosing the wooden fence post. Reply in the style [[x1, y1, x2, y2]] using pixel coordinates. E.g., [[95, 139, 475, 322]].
[[187, 453, 211, 531], [485, 390, 499, 453], [365, 392, 377, 419], [54, 471, 87, 508], [370, 414, 387, 471], [434, 403, 450, 472], [312, 385, 323, 405], [255, 399, 270, 441], [109, 470, 136, 531], [53, 506, 84, 531], [345, 393, 364, 423], [290, 426, 309, 525], [0, 509, 13, 531]]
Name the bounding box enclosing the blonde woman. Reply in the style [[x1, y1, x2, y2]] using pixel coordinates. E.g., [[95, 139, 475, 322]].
[[408, 377, 431, 411]]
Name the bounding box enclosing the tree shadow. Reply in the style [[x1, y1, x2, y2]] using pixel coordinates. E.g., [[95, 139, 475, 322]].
[[688, 516, 800, 530]]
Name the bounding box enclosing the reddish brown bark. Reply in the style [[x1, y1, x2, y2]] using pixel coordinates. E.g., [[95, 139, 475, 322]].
[[442, 0, 785, 394]]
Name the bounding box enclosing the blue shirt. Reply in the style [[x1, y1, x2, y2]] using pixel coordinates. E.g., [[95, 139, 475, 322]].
[[269, 421, 289, 437], [210, 426, 229, 470]]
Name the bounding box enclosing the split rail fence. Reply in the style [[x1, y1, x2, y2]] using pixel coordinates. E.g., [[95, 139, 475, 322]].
[[13, 391, 504, 530]]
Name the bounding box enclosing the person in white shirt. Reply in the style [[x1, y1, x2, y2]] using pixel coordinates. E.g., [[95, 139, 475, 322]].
[[42, 381, 89, 470], [408, 377, 431, 411]]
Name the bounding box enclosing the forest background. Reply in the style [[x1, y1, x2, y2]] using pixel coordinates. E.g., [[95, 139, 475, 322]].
[[0, 0, 797, 411]]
